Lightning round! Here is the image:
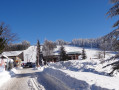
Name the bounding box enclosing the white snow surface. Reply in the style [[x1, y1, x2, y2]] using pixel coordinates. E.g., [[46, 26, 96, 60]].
[[2, 51, 23, 57], [23, 46, 37, 63], [33, 66, 44, 72], [0, 68, 17, 87], [1, 45, 119, 89], [44, 45, 119, 90], [54, 45, 115, 59]]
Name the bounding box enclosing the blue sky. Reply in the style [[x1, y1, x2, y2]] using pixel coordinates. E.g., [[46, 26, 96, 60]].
[[0, 0, 117, 45]]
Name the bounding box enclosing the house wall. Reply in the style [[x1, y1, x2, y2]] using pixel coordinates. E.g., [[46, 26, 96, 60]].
[[8, 56, 16, 61], [18, 52, 24, 61], [7, 52, 23, 67], [43, 54, 81, 62], [68, 54, 80, 60], [8, 52, 24, 61]]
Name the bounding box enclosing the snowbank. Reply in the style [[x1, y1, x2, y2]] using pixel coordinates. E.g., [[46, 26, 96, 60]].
[[43, 45, 119, 89], [47, 59, 119, 90], [43, 67, 90, 90], [33, 66, 44, 72], [0, 71, 11, 87], [0, 68, 17, 87], [48, 60, 109, 75], [0, 66, 5, 72], [43, 67, 110, 90]]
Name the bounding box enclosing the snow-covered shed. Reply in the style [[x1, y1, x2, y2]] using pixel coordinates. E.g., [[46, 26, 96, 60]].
[[0, 55, 13, 71], [2, 51, 24, 67], [0, 55, 13, 63], [2, 51, 24, 61]]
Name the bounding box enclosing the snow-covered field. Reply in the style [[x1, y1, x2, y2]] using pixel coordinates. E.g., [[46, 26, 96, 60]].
[[43, 45, 119, 90]]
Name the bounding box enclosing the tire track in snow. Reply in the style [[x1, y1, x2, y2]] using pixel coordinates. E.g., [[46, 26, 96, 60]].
[[28, 78, 45, 90]]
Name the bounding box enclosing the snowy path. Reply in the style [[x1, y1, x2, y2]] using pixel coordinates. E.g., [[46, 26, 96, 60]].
[[0, 68, 44, 90], [0, 68, 71, 90]]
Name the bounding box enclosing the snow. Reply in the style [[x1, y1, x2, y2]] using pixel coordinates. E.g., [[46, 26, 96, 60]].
[[23, 46, 37, 63], [33, 66, 44, 72], [2, 51, 23, 57], [54, 45, 82, 55], [1, 45, 119, 89], [43, 67, 90, 90], [43, 45, 119, 90], [0, 65, 5, 72], [0, 68, 17, 87], [64, 70, 119, 90], [46, 60, 119, 89]]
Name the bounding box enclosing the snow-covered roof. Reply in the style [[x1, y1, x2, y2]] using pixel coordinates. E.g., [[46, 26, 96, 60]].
[[2, 51, 23, 57], [0, 55, 9, 59], [0, 54, 13, 62], [23, 46, 37, 63], [66, 51, 81, 55]]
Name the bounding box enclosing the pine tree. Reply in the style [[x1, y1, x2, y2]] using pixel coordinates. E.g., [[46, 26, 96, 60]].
[[107, 0, 119, 28], [36, 40, 41, 67], [0, 25, 6, 54], [103, 0, 119, 75], [60, 45, 67, 61], [81, 48, 87, 59]]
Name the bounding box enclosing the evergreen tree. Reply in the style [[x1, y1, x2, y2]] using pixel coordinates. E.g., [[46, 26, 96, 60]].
[[107, 0, 119, 28], [103, 0, 119, 75], [0, 25, 6, 54], [36, 40, 41, 67], [60, 45, 67, 61], [81, 48, 87, 59]]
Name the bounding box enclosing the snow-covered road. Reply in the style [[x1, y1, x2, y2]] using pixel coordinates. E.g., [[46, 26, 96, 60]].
[[0, 68, 44, 90], [0, 68, 71, 90]]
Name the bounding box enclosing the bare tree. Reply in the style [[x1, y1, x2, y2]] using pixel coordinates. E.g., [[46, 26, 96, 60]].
[[71, 38, 101, 48], [99, 39, 108, 58], [55, 39, 69, 45], [42, 40, 56, 62], [0, 26, 6, 54], [4, 40, 30, 51], [95, 51, 104, 59], [0, 22, 18, 44]]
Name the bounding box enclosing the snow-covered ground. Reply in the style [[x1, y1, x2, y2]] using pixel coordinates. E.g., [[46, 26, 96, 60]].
[[43, 45, 119, 90], [0, 68, 17, 87], [1, 45, 119, 90]]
